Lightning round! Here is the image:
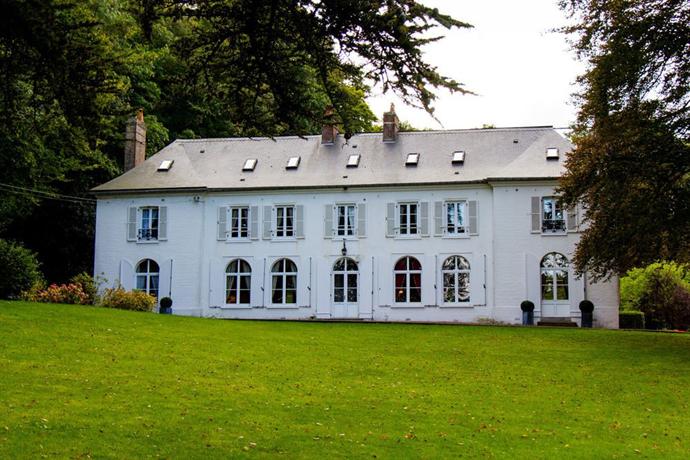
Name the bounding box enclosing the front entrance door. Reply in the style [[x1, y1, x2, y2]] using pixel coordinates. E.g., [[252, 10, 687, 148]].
[[540, 252, 571, 318], [331, 257, 359, 318]]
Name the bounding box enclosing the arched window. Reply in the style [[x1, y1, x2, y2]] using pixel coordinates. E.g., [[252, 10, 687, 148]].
[[136, 259, 159, 299], [541, 252, 569, 302], [226, 259, 251, 305], [442, 256, 471, 303], [394, 256, 422, 303], [271, 258, 297, 304], [333, 257, 358, 303]]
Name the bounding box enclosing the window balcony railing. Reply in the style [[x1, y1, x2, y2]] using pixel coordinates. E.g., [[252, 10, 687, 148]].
[[138, 228, 159, 240], [542, 219, 566, 233]]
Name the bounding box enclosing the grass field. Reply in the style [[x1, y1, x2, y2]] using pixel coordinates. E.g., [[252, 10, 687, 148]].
[[1, 301, 689, 458]]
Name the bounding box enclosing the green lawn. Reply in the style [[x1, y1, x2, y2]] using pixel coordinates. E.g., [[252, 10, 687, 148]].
[[1, 302, 689, 459]]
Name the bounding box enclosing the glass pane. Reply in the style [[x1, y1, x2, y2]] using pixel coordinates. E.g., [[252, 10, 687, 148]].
[[554, 253, 568, 268], [227, 276, 237, 291], [239, 260, 251, 273], [346, 258, 358, 271], [395, 287, 406, 303], [285, 289, 296, 304], [446, 204, 454, 232], [395, 273, 406, 289], [409, 205, 417, 233], [239, 290, 250, 304], [334, 274, 344, 288], [347, 206, 355, 235], [409, 288, 421, 303], [333, 258, 345, 272], [226, 290, 237, 304], [556, 285, 569, 301], [136, 275, 146, 290], [394, 258, 407, 271], [399, 205, 407, 234], [541, 282, 554, 301], [240, 275, 250, 290], [408, 257, 421, 271], [286, 274, 296, 289], [442, 257, 455, 270], [334, 288, 344, 303], [227, 260, 238, 273], [457, 256, 470, 270], [410, 273, 421, 288], [272, 283, 283, 303], [285, 259, 297, 273], [458, 273, 470, 302], [347, 287, 357, 303], [444, 288, 454, 303], [150, 275, 159, 290], [555, 270, 568, 284], [347, 274, 357, 290], [456, 203, 464, 228], [443, 273, 454, 289]]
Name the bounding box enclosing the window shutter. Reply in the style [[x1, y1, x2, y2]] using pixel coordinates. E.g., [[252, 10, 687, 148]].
[[295, 205, 305, 238], [468, 201, 479, 235], [250, 206, 259, 240], [434, 201, 444, 236], [530, 197, 541, 233], [324, 204, 333, 238], [357, 203, 366, 238], [262, 206, 272, 239], [567, 205, 578, 232], [217, 207, 228, 240], [158, 206, 168, 240], [127, 207, 138, 241], [420, 201, 429, 236], [386, 203, 396, 237]]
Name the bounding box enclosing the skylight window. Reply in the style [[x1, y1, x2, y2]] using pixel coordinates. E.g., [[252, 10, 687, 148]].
[[347, 154, 360, 167], [242, 158, 257, 171], [546, 147, 559, 160], [405, 153, 420, 166], [452, 151, 465, 164], [157, 160, 174, 171], [286, 156, 301, 169]]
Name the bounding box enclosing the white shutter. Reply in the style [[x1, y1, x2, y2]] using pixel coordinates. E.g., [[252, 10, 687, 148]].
[[357, 203, 366, 238], [324, 204, 333, 238], [209, 258, 226, 307], [262, 206, 272, 239], [158, 206, 168, 240], [127, 207, 137, 241], [217, 206, 228, 240], [525, 253, 541, 309], [468, 201, 478, 235], [159, 258, 173, 299], [119, 259, 135, 290], [250, 206, 259, 240], [531, 197, 541, 233], [385, 203, 396, 237], [295, 205, 305, 238], [434, 201, 444, 236], [567, 205, 578, 232], [420, 201, 429, 236]]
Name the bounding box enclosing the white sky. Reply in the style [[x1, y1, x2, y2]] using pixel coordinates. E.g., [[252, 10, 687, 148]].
[[366, 0, 585, 130]]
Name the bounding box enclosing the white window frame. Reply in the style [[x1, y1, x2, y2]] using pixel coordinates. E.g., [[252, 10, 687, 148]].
[[393, 256, 423, 305], [138, 206, 159, 242], [228, 206, 250, 239], [441, 255, 471, 305], [274, 205, 295, 239], [397, 202, 419, 236], [444, 200, 468, 236], [541, 197, 566, 234], [225, 259, 251, 307], [334, 203, 357, 238], [135, 259, 159, 299], [541, 252, 569, 303], [270, 258, 298, 306]]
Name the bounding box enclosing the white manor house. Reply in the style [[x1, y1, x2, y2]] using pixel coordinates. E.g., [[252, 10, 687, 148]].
[[92, 108, 619, 327]]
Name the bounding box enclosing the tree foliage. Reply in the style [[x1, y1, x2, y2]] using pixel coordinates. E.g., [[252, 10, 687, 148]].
[[0, 0, 469, 282], [558, 0, 690, 278]]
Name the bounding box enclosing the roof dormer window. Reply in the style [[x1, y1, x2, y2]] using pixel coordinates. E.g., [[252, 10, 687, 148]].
[[546, 147, 559, 160], [406, 153, 420, 166], [242, 158, 257, 171], [452, 151, 465, 164], [347, 154, 360, 168], [286, 156, 301, 169], [157, 160, 174, 171]]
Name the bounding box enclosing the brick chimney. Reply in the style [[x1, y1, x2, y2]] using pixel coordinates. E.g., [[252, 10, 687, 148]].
[[124, 109, 146, 171], [382, 103, 399, 143], [321, 105, 339, 145]]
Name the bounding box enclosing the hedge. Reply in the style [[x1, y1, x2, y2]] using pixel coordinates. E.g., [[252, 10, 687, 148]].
[[619, 311, 645, 329]]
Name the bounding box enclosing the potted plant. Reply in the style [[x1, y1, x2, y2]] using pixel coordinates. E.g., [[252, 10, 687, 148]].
[[159, 296, 173, 314], [579, 300, 594, 328], [520, 300, 535, 326]]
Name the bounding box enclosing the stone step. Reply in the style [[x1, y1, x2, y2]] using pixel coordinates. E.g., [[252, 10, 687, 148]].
[[538, 318, 578, 327]]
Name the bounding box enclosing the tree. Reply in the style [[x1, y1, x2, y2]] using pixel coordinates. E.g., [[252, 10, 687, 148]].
[[557, 0, 690, 279]]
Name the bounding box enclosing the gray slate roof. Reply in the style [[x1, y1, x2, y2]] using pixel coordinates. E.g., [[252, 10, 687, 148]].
[[92, 126, 571, 194]]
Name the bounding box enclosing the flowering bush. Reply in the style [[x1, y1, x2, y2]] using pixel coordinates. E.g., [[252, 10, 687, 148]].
[[22, 282, 90, 305], [100, 287, 156, 312]]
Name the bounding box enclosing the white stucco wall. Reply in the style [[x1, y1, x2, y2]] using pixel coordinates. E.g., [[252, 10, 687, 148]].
[[94, 182, 620, 327]]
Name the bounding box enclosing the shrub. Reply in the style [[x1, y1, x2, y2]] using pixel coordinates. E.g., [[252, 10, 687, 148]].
[[0, 239, 43, 299], [100, 287, 156, 312], [619, 311, 645, 329], [69, 272, 103, 305], [620, 261, 690, 330], [22, 282, 90, 305]]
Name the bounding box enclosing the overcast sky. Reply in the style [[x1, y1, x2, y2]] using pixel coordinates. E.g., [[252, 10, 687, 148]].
[[366, 0, 585, 130]]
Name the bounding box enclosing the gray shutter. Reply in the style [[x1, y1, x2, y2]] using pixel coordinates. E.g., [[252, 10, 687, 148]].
[[324, 204, 333, 238], [531, 197, 541, 233], [357, 203, 366, 238], [250, 206, 259, 240], [420, 201, 429, 236], [262, 206, 272, 239], [158, 206, 168, 240], [295, 205, 304, 238], [567, 205, 578, 232], [127, 207, 137, 241], [217, 207, 228, 240], [468, 200, 478, 235], [386, 203, 396, 237], [434, 201, 444, 236]]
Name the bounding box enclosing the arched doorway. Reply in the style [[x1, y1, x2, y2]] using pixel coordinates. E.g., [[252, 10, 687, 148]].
[[331, 257, 359, 318]]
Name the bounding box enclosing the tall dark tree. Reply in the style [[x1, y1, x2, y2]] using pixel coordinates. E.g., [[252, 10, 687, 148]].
[[558, 0, 690, 279]]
